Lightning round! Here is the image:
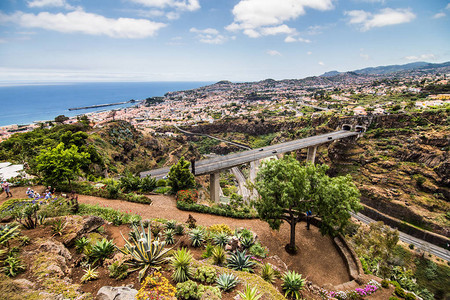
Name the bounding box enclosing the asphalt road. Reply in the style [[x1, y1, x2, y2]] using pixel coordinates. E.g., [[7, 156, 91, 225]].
[[141, 130, 358, 178], [352, 212, 450, 262]]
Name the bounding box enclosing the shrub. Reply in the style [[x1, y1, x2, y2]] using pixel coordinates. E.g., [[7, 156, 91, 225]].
[[176, 280, 199, 299], [136, 271, 176, 300], [198, 285, 222, 299], [176, 201, 258, 219], [208, 224, 233, 235], [105, 180, 121, 199], [139, 176, 156, 193], [12, 203, 39, 229], [80, 265, 99, 283], [240, 235, 254, 249], [202, 243, 214, 259], [170, 248, 193, 283], [237, 284, 263, 300], [176, 189, 198, 204], [189, 228, 205, 247], [212, 232, 230, 248], [409, 244, 414, 250], [249, 242, 269, 258], [118, 224, 172, 281], [381, 279, 390, 288], [216, 273, 239, 291], [282, 271, 305, 300], [90, 239, 115, 265], [389, 297, 400, 300], [156, 179, 167, 187], [395, 286, 406, 298], [192, 266, 217, 284], [405, 293, 416, 300], [211, 246, 227, 266], [108, 261, 128, 280], [227, 250, 255, 272], [261, 263, 275, 284]]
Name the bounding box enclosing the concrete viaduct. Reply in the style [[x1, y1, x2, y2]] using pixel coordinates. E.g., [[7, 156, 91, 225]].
[[140, 126, 362, 202]]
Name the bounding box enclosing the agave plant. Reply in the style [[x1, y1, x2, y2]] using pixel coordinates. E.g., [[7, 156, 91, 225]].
[[188, 228, 205, 247], [0, 224, 20, 247], [261, 263, 275, 284], [2, 255, 26, 277], [91, 239, 115, 265], [216, 273, 239, 291], [240, 235, 254, 249], [227, 250, 255, 272], [282, 270, 305, 300], [164, 229, 175, 245], [212, 232, 230, 248], [51, 218, 67, 237], [211, 246, 227, 266], [237, 284, 263, 300], [118, 223, 171, 282], [81, 265, 99, 283], [170, 247, 193, 283], [174, 224, 184, 235], [75, 237, 90, 254], [165, 220, 177, 230]]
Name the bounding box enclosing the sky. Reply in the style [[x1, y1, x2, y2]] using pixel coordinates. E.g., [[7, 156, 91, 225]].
[[0, 0, 449, 83]]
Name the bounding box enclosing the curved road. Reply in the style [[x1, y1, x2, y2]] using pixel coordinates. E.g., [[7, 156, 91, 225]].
[[352, 212, 450, 262]]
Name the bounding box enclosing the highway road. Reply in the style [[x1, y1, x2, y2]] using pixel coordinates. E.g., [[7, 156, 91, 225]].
[[352, 212, 450, 262], [141, 130, 358, 179]]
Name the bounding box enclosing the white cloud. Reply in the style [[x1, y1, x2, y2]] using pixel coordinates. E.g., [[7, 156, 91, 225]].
[[432, 12, 446, 19], [260, 25, 295, 36], [226, 0, 333, 38], [284, 36, 310, 43], [404, 54, 436, 61], [446, 3, 450, 10], [345, 8, 416, 31], [266, 50, 281, 56], [307, 51, 312, 55], [28, 0, 75, 10], [129, 0, 200, 11], [190, 27, 227, 44], [318, 61, 324, 65], [0, 11, 166, 38], [166, 11, 180, 20]]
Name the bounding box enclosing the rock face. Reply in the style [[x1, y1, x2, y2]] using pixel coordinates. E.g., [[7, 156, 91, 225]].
[[97, 286, 138, 300], [59, 215, 105, 246]]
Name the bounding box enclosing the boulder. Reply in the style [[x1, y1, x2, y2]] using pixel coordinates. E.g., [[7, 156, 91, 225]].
[[60, 215, 105, 246], [37, 239, 72, 261], [12, 279, 35, 290], [97, 286, 138, 300]]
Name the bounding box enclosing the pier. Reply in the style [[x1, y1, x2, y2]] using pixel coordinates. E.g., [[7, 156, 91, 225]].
[[68, 99, 137, 111]]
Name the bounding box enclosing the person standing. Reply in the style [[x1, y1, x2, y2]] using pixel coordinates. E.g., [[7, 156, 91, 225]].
[[1, 180, 13, 198]]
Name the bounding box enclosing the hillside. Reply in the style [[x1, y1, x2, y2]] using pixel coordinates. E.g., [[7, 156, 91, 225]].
[[182, 109, 449, 238]]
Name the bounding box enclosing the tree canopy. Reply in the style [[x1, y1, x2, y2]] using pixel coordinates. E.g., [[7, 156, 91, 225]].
[[255, 155, 361, 253], [35, 142, 90, 188], [168, 156, 196, 193]]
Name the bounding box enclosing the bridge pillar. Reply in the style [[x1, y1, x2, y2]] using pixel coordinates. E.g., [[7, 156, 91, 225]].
[[307, 146, 317, 164], [210, 172, 220, 203]]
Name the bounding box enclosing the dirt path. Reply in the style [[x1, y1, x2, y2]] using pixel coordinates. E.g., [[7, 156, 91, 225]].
[[2, 187, 350, 286]]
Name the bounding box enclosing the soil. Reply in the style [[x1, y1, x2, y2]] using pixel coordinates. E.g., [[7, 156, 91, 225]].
[[1, 186, 391, 299]]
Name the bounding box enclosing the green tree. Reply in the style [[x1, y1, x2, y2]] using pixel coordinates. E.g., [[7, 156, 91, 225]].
[[168, 157, 195, 193], [35, 142, 90, 188], [255, 155, 361, 254], [54, 115, 69, 124]]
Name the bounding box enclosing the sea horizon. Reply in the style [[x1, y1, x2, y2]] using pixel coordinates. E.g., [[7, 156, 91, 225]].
[[0, 81, 213, 127]]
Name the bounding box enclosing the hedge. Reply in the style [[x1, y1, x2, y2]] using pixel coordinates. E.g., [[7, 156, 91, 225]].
[[176, 201, 258, 219]]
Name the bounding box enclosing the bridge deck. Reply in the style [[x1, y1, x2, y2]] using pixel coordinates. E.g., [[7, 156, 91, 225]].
[[140, 130, 358, 179]]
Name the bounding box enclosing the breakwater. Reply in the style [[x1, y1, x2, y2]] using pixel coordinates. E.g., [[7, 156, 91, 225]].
[[68, 99, 137, 111]]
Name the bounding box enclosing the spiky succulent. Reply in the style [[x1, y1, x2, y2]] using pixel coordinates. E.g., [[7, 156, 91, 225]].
[[216, 273, 239, 291], [227, 250, 255, 272], [170, 247, 193, 283], [118, 224, 171, 281]]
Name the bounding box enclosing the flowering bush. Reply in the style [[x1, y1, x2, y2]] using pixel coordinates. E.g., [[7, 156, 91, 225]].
[[176, 189, 198, 204], [321, 280, 381, 300], [136, 271, 176, 300]]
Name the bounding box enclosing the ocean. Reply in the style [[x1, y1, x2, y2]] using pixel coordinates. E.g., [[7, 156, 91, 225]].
[[0, 81, 212, 126]]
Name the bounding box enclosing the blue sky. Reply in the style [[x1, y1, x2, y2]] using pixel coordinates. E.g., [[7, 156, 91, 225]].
[[0, 0, 448, 83]]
